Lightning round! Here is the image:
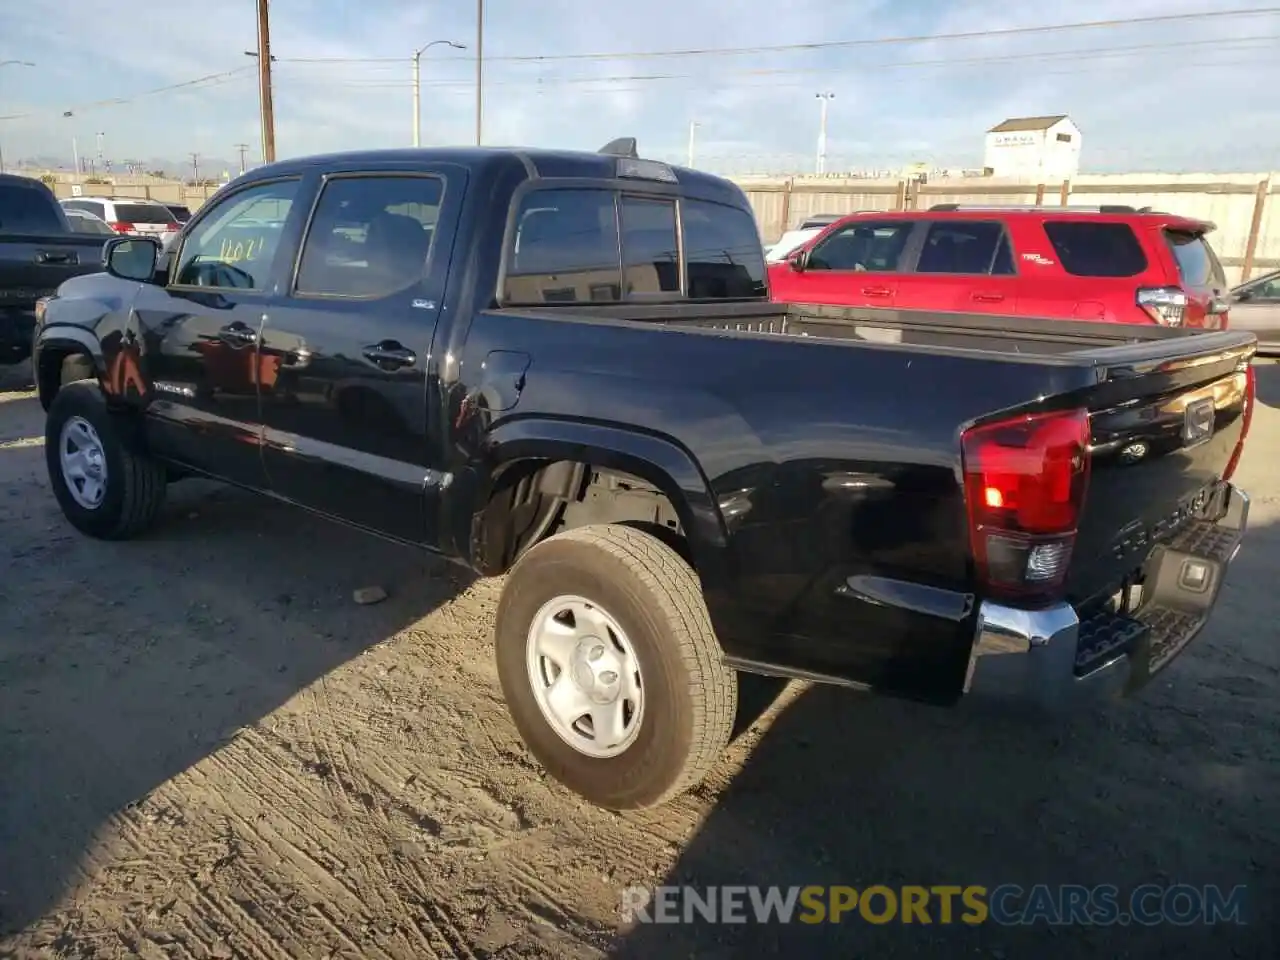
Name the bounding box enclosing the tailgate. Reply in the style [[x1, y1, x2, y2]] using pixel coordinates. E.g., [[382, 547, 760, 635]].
[[0, 237, 105, 310], [1068, 332, 1253, 609]]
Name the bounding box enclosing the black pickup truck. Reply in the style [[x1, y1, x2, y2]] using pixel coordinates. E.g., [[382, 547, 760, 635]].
[[32, 140, 1257, 810], [0, 174, 110, 366]]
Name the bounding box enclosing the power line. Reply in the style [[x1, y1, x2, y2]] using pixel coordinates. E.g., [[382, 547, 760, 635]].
[[273, 8, 1280, 64], [267, 37, 1280, 89], [0, 66, 253, 121]]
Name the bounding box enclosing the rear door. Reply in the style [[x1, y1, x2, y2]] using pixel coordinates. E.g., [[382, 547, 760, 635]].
[[768, 218, 917, 306], [895, 219, 1019, 314], [1164, 227, 1229, 330]]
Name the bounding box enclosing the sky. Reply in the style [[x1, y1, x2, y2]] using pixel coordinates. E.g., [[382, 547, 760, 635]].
[[1, 1, 1279, 176]]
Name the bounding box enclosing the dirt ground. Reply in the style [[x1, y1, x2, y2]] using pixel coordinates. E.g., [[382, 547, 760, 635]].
[[1, 361, 1277, 960]]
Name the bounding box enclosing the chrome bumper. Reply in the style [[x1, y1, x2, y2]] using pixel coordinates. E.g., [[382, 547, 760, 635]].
[[964, 484, 1249, 711]]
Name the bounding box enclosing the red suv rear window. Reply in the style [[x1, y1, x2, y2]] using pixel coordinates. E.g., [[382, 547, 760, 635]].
[[1042, 221, 1148, 278], [1166, 230, 1226, 288]]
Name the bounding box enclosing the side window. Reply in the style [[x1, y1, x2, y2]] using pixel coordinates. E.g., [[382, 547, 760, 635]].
[[808, 221, 913, 272], [915, 221, 1010, 275], [295, 175, 444, 298], [620, 196, 679, 297], [505, 189, 620, 303], [682, 198, 767, 299], [174, 179, 299, 289], [1252, 276, 1280, 300], [1042, 221, 1147, 278]]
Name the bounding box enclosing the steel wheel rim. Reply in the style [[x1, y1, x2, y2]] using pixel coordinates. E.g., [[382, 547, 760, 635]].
[[525, 594, 645, 759], [59, 416, 109, 510]]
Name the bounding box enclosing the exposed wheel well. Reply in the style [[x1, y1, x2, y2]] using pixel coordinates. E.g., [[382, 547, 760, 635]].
[[475, 459, 689, 575], [37, 349, 95, 411]]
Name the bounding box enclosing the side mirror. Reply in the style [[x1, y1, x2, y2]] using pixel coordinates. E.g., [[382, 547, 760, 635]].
[[787, 248, 809, 272], [1208, 295, 1230, 315], [103, 236, 161, 282]]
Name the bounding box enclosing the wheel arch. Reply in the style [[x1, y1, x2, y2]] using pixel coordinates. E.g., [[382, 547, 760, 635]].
[[453, 418, 732, 589], [35, 327, 106, 411]]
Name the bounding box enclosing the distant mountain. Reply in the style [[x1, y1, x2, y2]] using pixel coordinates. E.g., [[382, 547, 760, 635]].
[[7, 153, 253, 179]]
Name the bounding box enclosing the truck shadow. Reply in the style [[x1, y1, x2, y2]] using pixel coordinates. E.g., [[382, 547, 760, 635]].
[[0, 409, 475, 936], [612, 515, 1280, 960], [1253, 360, 1280, 409]]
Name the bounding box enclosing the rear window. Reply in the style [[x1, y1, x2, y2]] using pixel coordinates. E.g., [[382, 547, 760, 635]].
[[1042, 221, 1148, 277], [113, 203, 178, 225], [1166, 230, 1226, 288], [0, 182, 64, 233], [916, 221, 1014, 275], [503, 187, 766, 304]]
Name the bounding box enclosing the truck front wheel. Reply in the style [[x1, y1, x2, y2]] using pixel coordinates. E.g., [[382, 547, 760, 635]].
[[45, 381, 167, 540], [494, 524, 737, 810]]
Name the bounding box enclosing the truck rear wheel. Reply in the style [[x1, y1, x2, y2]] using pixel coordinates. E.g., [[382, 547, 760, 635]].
[[494, 524, 736, 810], [45, 381, 167, 540]]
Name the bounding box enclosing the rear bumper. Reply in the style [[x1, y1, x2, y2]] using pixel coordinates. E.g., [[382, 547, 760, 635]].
[[965, 483, 1249, 711]]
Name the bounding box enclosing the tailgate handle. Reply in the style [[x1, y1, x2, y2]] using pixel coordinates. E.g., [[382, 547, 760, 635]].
[[36, 250, 77, 265], [972, 292, 1005, 303], [861, 286, 892, 297]]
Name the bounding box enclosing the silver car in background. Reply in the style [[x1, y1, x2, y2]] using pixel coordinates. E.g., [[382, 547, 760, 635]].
[[1229, 268, 1280, 357]]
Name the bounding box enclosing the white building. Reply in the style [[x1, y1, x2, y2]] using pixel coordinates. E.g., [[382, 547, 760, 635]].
[[982, 115, 1081, 182]]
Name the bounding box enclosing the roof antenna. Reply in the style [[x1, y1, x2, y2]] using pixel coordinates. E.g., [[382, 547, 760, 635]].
[[598, 137, 639, 159]]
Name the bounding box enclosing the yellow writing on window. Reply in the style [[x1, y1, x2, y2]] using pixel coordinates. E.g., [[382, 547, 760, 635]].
[[218, 236, 266, 264]]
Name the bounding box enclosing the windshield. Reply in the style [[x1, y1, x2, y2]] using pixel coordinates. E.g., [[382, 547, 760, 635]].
[[766, 228, 821, 262]]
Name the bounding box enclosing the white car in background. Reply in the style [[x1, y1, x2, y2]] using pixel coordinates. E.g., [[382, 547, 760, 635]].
[[62, 207, 117, 236], [764, 214, 843, 262], [59, 196, 180, 239]]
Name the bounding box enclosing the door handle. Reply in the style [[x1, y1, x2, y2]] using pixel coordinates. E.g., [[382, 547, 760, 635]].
[[36, 250, 76, 265], [362, 340, 417, 370], [218, 322, 258, 346], [971, 292, 1006, 303], [861, 286, 892, 297]]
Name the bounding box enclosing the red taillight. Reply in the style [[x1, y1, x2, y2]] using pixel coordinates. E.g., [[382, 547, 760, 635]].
[[108, 221, 134, 234], [1223, 364, 1256, 482], [961, 409, 1091, 604], [1136, 286, 1187, 325], [164, 222, 179, 232]]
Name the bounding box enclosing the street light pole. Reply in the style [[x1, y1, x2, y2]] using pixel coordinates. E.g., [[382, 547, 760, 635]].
[[687, 120, 700, 168], [475, 0, 484, 146], [412, 40, 466, 147], [815, 92, 834, 175]]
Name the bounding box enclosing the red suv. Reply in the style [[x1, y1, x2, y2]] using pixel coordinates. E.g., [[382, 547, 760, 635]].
[[768, 205, 1231, 328]]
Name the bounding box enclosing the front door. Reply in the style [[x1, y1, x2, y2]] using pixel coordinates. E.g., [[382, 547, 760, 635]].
[[257, 168, 462, 544], [136, 176, 304, 486], [770, 218, 916, 307]]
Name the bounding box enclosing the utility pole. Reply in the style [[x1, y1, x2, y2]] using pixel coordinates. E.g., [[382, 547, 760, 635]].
[[95, 131, 105, 166], [190, 152, 200, 184], [256, 0, 276, 162], [815, 92, 834, 175], [687, 120, 700, 168], [234, 142, 249, 175], [475, 0, 484, 146], [413, 40, 466, 147]]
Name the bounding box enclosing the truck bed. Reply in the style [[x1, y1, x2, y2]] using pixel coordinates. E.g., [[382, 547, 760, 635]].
[[478, 299, 1254, 697]]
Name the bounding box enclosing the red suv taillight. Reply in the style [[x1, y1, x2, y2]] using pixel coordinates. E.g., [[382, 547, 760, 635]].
[[1137, 286, 1187, 325], [961, 409, 1091, 605], [108, 221, 134, 234], [1223, 364, 1256, 483]]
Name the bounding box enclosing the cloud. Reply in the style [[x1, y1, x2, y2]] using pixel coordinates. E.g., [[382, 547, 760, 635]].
[[1, 0, 1279, 174]]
